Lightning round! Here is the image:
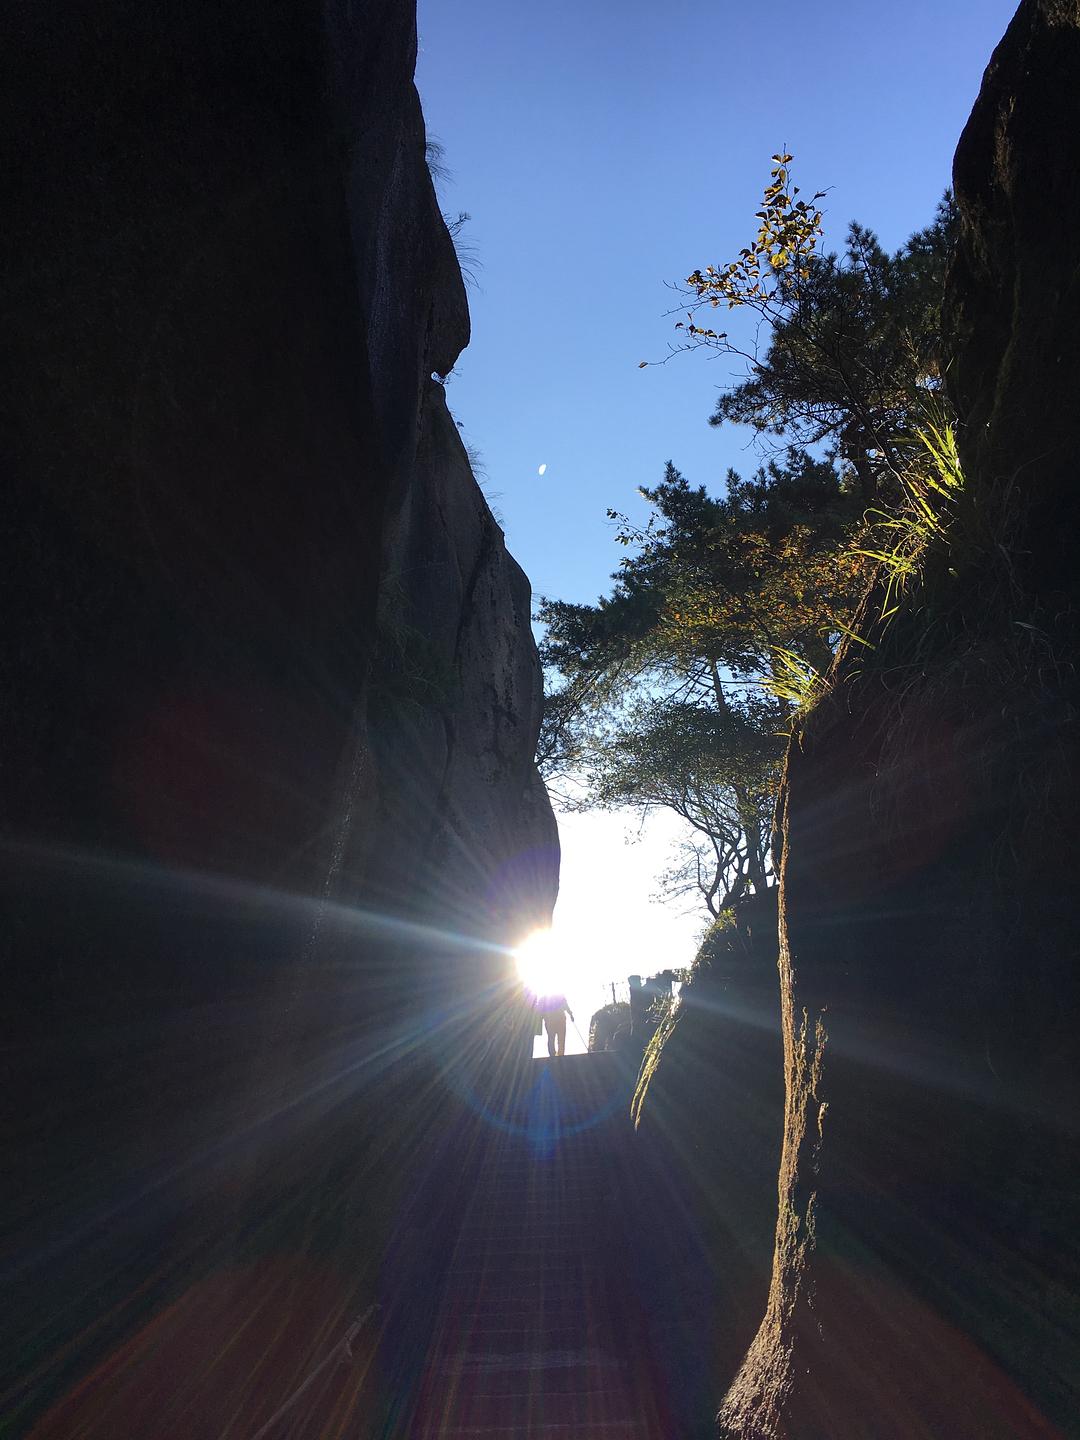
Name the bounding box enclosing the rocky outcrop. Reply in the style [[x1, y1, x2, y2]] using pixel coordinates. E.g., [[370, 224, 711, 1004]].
[[718, 4, 1080, 1437], [3, 2, 555, 1433]]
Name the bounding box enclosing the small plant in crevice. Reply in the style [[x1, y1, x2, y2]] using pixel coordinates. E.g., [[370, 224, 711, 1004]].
[[852, 413, 964, 624], [765, 646, 827, 718], [443, 210, 482, 290], [464, 440, 488, 481], [425, 136, 482, 290], [458, 433, 504, 524], [763, 416, 964, 730], [425, 136, 451, 186]]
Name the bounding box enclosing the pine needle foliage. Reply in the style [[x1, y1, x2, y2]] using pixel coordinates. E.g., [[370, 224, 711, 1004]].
[[665, 155, 956, 508]]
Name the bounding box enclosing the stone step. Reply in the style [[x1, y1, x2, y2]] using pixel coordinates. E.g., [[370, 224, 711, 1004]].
[[434, 1323, 596, 1341], [434, 1300, 590, 1317], [439, 1326, 597, 1342], [437, 1363, 627, 1396], [462, 1179, 604, 1193], [443, 1270, 602, 1288], [438, 1285, 600, 1307], [453, 1230, 597, 1247], [439, 1274, 600, 1293], [444, 1277, 602, 1297], [449, 1241, 596, 1258], [440, 1288, 600, 1309], [462, 1196, 603, 1211], [415, 1389, 645, 1432], [445, 1253, 602, 1272], [429, 1424, 648, 1438]]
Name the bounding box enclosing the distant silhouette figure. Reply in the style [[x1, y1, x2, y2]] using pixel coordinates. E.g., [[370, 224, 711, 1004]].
[[535, 992, 573, 1058]]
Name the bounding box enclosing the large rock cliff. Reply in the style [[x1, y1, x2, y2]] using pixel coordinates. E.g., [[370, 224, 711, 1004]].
[[3, 2, 555, 1433], [718, 3, 1080, 1436]]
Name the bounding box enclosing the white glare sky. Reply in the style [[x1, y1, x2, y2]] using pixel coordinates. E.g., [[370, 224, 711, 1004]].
[[524, 806, 704, 1054]]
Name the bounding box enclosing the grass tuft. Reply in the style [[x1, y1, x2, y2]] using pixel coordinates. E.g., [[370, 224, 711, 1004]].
[[852, 415, 964, 623]]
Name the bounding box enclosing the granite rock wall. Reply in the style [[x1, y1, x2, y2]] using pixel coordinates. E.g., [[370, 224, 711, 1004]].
[[717, 4, 1080, 1436], [3, 2, 555, 1432]]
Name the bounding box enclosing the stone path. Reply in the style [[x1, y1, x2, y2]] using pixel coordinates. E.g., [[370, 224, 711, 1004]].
[[410, 1054, 665, 1438]]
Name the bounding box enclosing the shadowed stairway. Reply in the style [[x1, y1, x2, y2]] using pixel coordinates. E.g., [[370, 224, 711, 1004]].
[[409, 1054, 668, 1438]]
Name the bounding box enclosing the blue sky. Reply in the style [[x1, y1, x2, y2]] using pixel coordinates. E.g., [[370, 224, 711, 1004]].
[[415, 0, 1018, 994], [416, 0, 1016, 610]]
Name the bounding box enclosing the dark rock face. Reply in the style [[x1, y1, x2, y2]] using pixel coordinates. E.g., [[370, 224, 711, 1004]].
[[3, 2, 555, 1432], [718, 4, 1080, 1437], [946, 0, 1080, 615], [630, 893, 785, 1440], [365, 380, 558, 947]]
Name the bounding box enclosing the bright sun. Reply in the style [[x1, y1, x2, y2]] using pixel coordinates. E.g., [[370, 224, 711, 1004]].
[[514, 928, 568, 998]]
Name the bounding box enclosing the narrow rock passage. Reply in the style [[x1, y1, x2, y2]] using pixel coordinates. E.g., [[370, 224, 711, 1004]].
[[411, 1054, 667, 1439]]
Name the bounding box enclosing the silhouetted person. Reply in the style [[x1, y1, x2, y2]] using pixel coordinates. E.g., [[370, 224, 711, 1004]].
[[536, 992, 573, 1058]]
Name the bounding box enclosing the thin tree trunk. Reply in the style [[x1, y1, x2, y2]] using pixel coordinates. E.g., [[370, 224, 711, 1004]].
[[709, 658, 768, 896], [743, 813, 767, 893]]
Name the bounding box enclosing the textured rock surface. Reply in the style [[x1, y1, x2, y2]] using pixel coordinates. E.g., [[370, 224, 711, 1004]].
[[3, 1, 555, 1432], [629, 894, 784, 1439], [718, 4, 1080, 1437], [365, 380, 557, 949]]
